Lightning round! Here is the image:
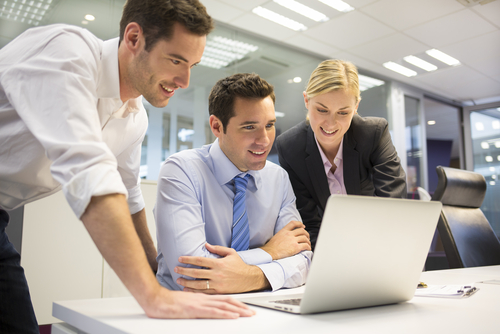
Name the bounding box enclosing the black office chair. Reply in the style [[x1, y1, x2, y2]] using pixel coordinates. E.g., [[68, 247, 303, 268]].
[[431, 166, 500, 268]]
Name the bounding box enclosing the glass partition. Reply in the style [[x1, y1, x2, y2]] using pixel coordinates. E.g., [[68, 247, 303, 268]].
[[468, 107, 500, 236], [139, 23, 389, 180]]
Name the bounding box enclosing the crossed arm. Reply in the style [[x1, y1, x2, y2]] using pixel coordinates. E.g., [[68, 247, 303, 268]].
[[175, 221, 311, 294]]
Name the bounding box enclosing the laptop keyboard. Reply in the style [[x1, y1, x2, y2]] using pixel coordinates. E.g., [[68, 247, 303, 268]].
[[271, 298, 302, 306]]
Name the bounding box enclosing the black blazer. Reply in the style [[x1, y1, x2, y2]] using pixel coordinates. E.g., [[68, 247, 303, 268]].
[[276, 115, 407, 249]]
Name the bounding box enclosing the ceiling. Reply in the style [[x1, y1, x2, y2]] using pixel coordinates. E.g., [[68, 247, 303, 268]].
[[0, 0, 499, 105], [204, 0, 500, 105]]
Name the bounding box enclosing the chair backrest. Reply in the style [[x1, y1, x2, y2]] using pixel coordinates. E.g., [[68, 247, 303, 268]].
[[431, 166, 500, 268]]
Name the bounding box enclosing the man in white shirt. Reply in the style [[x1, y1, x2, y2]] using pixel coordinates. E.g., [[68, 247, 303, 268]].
[[0, 0, 252, 331], [155, 73, 312, 294]]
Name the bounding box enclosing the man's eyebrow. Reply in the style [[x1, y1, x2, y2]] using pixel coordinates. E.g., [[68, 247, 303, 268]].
[[239, 119, 276, 126], [167, 53, 189, 63]]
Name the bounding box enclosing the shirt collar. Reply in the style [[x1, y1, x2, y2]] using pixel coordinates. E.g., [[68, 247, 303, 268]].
[[314, 135, 344, 174], [209, 139, 260, 190], [97, 37, 120, 99]]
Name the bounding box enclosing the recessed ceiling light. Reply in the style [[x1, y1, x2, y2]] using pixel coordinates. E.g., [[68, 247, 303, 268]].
[[383, 61, 417, 77], [491, 181, 496, 186], [275, 111, 285, 118], [425, 49, 460, 66], [427, 120, 436, 125], [84, 14, 95, 21], [481, 141, 490, 149], [485, 156, 493, 162], [273, 0, 329, 22], [404, 55, 437, 72], [475, 122, 485, 131], [252, 6, 308, 31], [318, 0, 354, 13], [293, 77, 302, 83], [495, 141, 500, 148], [81, 20, 88, 25], [492, 120, 500, 129]]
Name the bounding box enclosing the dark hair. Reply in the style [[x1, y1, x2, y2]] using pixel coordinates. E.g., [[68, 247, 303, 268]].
[[119, 0, 214, 51], [209, 73, 275, 133]]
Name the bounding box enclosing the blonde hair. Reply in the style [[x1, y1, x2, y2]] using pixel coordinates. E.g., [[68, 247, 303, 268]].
[[305, 59, 361, 103]]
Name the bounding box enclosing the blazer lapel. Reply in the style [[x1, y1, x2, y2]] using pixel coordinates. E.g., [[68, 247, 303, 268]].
[[305, 125, 330, 210], [343, 128, 360, 194]]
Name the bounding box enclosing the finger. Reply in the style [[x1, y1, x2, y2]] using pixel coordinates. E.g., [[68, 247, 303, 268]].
[[177, 277, 215, 291], [292, 227, 310, 237], [296, 235, 311, 245], [175, 266, 210, 279], [285, 220, 304, 230], [178, 255, 215, 267], [183, 287, 216, 294], [206, 297, 256, 317], [195, 299, 255, 318], [189, 305, 241, 319], [205, 243, 235, 257]]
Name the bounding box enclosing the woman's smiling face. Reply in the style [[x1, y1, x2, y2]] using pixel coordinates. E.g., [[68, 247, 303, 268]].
[[305, 89, 359, 154]]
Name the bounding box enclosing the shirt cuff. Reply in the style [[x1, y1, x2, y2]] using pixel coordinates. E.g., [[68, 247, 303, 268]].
[[127, 183, 145, 214], [63, 163, 127, 218], [257, 262, 285, 291], [238, 248, 273, 266]]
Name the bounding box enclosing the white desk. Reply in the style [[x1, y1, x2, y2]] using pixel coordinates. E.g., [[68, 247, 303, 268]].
[[52, 266, 500, 334]]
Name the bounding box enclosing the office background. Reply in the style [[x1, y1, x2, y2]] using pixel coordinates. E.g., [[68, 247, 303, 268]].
[[1, 0, 499, 328], [2, 0, 499, 238], [2, 0, 499, 246]]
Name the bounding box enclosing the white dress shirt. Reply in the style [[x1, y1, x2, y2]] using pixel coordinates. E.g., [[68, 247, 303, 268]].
[[155, 139, 312, 291], [0, 24, 147, 217]]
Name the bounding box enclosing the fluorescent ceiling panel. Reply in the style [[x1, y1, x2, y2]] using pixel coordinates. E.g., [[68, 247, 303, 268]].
[[404, 55, 438, 72], [0, 0, 53, 26], [273, 0, 329, 22], [253, 6, 308, 31], [426, 49, 461, 66], [318, 0, 354, 13], [383, 61, 417, 77]]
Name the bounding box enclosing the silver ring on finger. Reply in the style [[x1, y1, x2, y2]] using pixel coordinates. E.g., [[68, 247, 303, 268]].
[[206, 280, 210, 290]]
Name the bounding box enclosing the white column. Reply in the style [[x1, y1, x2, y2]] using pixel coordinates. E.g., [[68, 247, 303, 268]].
[[146, 107, 163, 180], [169, 108, 178, 157], [193, 87, 207, 148], [387, 82, 407, 174]]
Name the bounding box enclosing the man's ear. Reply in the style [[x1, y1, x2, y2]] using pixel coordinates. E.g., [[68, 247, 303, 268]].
[[209, 115, 224, 138], [122, 22, 144, 55]]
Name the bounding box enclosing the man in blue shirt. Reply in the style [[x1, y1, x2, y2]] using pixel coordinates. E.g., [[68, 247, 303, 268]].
[[155, 73, 312, 293]]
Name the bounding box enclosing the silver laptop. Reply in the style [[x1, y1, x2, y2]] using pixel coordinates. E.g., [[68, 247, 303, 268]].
[[239, 195, 442, 314]]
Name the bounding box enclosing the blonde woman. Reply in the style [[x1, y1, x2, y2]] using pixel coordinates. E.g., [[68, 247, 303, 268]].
[[276, 59, 406, 250]]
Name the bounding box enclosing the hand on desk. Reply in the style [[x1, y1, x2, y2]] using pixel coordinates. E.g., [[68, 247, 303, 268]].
[[146, 286, 255, 319], [175, 243, 270, 294], [260, 220, 311, 260]]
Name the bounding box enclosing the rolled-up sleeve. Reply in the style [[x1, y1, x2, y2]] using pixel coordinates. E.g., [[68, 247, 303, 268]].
[[1, 30, 127, 218]]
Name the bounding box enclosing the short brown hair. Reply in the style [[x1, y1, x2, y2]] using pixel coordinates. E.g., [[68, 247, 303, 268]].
[[209, 73, 275, 133], [119, 0, 214, 51]]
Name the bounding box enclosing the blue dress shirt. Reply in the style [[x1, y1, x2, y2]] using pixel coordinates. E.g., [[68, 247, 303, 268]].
[[155, 139, 312, 291]]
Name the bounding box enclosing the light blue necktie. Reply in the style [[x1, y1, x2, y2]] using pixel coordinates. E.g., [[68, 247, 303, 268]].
[[231, 174, 251, 251]]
